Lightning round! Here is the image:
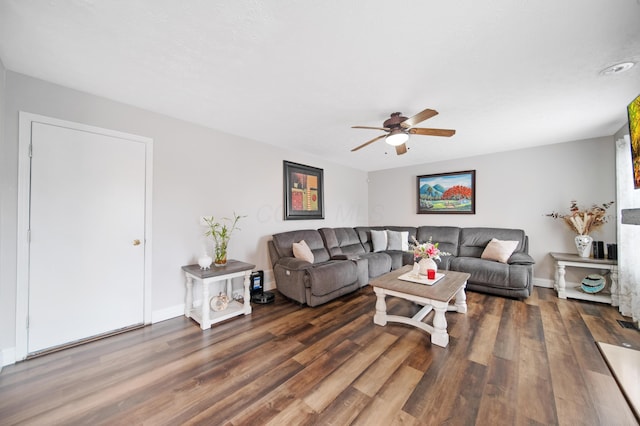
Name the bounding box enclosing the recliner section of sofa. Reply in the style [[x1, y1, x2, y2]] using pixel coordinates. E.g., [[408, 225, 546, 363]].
[[268, 225, 535, 306], [268, 229, 360, 307], [450, 227, 534, 298]]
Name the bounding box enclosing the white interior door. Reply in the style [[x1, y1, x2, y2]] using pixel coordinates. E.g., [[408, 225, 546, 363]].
[[27, 122, 147, 354]]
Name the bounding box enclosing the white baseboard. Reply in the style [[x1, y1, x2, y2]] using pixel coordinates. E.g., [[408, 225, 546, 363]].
[[151, 304, 184, 323], [265, 277, 276, 291], [152, 274, 276, 324], [533, 278, 555, 289], [1, 347, 16, 367], [0, 273, 279, 365], [1, 278, 278, 368]]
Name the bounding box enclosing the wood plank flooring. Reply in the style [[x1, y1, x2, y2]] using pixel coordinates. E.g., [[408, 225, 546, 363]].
[[1, 287, 639, 425]]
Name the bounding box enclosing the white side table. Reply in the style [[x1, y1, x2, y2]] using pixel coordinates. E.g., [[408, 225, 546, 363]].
[[549, 252, 618, 305], [182, 260, 255, 330]]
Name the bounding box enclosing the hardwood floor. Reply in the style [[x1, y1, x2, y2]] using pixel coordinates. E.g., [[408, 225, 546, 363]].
[[1, 287, 639, 425]]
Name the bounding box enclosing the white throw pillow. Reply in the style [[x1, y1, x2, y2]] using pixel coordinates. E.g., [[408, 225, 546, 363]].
[[386, 230, 403, 251], [400, 231, 409, 251], [371, 230, 387, 252], [481, 238, 519, 263], [292, 240, 314, 263]]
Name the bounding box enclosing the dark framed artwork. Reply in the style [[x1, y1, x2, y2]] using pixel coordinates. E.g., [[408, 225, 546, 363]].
[[283, 161, 324, 220], [417, 170, 476, 214]]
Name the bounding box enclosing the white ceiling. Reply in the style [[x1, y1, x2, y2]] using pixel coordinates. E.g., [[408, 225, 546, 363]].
[[1, 1, 639, 171]]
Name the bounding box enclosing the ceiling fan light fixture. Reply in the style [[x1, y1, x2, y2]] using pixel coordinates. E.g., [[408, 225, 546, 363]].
[[385, 129, 409, 146]]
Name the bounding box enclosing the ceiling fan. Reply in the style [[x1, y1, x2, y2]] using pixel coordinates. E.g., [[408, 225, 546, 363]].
[[351, 108, 455, 155]]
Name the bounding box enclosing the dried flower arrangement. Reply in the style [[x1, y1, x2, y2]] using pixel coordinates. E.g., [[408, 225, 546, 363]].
[[546, 200, 614, 235]]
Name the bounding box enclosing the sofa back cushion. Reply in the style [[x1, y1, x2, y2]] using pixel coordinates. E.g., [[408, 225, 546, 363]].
[[272, 229, 330, 264], [416, 226, 461, 256], [319, 227, 366, 256], [355, 226, 384, 252], [458, 227, 526, 258]]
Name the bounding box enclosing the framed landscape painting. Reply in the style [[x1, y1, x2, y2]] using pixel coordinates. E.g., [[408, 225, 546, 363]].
[[417, 170, 476, 214], [283, 161, 324, 220]]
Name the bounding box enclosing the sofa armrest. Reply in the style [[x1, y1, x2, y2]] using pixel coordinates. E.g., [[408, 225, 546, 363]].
[[508, 252, 535, 265], [331, 254, 359, 260], [276, 256, 315, 270]]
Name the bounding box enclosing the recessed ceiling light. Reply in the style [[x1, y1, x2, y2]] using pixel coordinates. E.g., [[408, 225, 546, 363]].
[[600, 62, 635, 76]]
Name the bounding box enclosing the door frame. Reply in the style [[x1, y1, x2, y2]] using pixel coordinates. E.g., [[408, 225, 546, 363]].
[[15, 112, 153, 361]]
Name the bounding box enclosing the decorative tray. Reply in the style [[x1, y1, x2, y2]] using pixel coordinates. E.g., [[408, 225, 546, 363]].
[[398, 271, 445, 286]]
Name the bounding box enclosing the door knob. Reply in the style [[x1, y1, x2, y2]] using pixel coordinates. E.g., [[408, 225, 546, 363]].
[[133, 239, 141, 246]]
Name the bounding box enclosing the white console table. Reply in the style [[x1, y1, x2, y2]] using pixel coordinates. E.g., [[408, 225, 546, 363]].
[[182, 260, 255, 330], [550, 252, 618, 305]]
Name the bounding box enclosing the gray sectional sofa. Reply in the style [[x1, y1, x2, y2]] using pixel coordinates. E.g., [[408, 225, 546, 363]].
[[267, 226, 535, 307]]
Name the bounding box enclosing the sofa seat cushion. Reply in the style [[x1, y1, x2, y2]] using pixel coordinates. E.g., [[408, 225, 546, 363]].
[[307, 260, 358, 297], [360, 252, 392, 278], [450, 257, 528, 290], [384, 251, 414, 270]]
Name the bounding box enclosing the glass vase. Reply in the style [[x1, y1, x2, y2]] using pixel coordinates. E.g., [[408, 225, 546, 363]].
[[214, 239, 229, 266]]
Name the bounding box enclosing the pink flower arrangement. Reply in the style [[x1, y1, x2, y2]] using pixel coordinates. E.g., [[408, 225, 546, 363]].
[[409, 236, 450, 261]]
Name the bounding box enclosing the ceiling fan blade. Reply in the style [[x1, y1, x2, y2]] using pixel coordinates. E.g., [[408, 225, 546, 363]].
[[351, 126, 390, 131], [351, 134, 387, 152], [395, 144, 408, 155], [408, 128, 456, 137], [400, 108, 438, 128]]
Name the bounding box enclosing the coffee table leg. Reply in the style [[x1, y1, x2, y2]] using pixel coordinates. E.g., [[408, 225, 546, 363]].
[[373, 288, 387, 326], [455, 284, 467, 313], [431, 305, 449, 347]]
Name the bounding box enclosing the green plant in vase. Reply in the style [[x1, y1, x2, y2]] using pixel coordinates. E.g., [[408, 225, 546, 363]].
[[202, 212, 245, 266]]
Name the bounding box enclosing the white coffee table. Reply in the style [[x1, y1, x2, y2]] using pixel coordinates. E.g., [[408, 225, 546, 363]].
[[370, 265, 469, 347]]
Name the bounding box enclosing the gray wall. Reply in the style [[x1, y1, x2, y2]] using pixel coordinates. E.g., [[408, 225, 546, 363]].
[[368, 137, 617, 284], [0, 72, 369, 356]]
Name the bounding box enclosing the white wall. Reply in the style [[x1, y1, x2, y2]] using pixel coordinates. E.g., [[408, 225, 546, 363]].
[[0, 72, 368, 358], [368, 137, 617, 284], [0, 69, 621, 363], [0, 58, 7, 368]]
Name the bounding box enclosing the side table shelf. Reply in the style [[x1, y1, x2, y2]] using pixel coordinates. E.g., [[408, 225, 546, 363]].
[[182, 260, 256, 330], [549, 252, 618, 305]]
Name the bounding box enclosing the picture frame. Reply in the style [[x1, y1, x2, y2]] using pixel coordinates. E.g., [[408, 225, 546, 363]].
[[283, 161, 325, 220], [417, 170, 476, 214], [627, 93, 640, 189]]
